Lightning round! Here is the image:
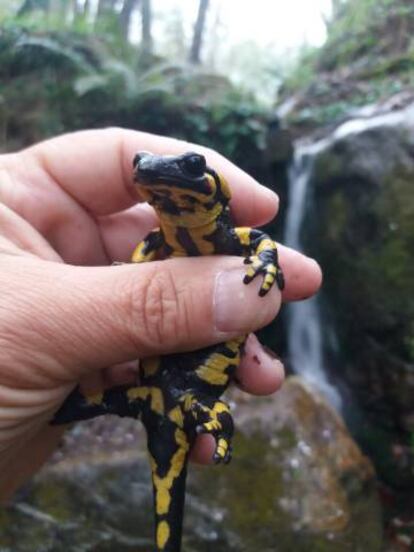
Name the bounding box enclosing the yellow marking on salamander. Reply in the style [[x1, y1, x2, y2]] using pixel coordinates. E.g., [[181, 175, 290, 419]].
[[127, 386, 164, 415], [194, 400, 231, 435], [246, 266, 256, 278], [213, 402, 230, 414], [182, 393, 195, 412], [156, 520, 170, 549], [216, 438, 228, 457], [141, 356, 160, 377], [168, 406, 184, 428], [236, 227, 251, 246], [151, 428, 189, 516], [226, 336, 245, 351], [85, 392, 104, 405], [161, 218, 219, 257], [217, 173, 232, 201], [161, 200, 224, 228], [204, 420, 221, 432], [218, 438, 228, 449], [131, 241, 157, 263], [257, 238, 277, 253], [196, 351, 239, 386]]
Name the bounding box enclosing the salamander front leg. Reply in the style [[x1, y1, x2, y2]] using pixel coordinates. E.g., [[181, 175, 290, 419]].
[[235, 227, 285, 296], [131, 229, 163, 263]]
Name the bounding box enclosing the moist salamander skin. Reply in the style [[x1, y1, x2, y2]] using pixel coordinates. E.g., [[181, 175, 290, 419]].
[[52, 151, 284, 552]]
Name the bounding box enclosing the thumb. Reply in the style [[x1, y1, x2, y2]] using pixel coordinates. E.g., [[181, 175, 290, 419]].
[[1, 256, 281, 384]]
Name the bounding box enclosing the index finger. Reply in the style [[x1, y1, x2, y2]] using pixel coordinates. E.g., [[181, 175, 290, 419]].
[[26, 128, 279, 226]]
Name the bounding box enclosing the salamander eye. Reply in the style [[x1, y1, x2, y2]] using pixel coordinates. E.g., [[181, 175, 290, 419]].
[[183, 154, 206, 176]]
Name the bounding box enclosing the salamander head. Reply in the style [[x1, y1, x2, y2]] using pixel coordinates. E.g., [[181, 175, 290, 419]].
[[133, 151, 231, 221]]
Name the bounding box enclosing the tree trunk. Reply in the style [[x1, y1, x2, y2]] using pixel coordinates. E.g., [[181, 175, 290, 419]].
[[120, 0, 139, 40], [97, 0, 116, 17], [189, 0, 209, 64], [73, 0, 83, 17], [83, 0, 90, 16], [18, 0, 49, 15], [205, 2, 222, 68], [48, 0, 66, 19], [141, 0, 152, 56]]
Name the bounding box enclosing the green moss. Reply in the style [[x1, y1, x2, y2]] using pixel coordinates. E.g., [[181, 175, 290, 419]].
[[0, 26, 267, 182], [325, 193, 349, 241], [195, 430, 291, 543], [282, 47, 319, 93], [31, 479, 74, 522], [319, 0, 409, 71], [280, 0, 414, 134], [192, 424, 382, 551]]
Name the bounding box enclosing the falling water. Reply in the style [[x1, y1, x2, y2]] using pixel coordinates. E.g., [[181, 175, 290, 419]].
[[285, 147, 342, 409]]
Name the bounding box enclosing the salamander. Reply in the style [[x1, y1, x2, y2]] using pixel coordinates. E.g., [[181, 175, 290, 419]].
[[52, 151, 284, 552]]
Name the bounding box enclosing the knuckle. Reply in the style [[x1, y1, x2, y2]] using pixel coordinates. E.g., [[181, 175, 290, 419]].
[[123, 265, 190, 350]]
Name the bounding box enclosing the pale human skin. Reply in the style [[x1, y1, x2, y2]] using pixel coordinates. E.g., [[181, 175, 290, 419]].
[[0, 128, 322, 501]]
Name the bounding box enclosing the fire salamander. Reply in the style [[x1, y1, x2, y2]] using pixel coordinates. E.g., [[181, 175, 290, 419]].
[[52, 152, 284, 552]]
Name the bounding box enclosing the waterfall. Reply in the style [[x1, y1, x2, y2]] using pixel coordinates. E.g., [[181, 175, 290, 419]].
[[284, 147, 342, 409]]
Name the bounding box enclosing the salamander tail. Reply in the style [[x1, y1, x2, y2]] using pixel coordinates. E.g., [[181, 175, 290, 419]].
[[146, 420, 190, 552]]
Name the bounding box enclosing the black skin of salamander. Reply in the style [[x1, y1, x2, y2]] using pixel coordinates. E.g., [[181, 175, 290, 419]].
[[52, 151, 284, 552]]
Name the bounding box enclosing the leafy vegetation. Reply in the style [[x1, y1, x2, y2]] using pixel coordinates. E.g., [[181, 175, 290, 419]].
[[321, 0, 414, 70], [280, 0, 414, 134], [0, 18, 268, 179]]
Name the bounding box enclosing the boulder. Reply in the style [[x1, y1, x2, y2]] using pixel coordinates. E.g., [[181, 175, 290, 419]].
[[300, 104, 414, 485], [0, 377, 382, 551]]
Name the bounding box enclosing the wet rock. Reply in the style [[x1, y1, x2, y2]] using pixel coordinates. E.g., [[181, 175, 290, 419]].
[[188, 377, 381, 551], [0, 377, 382, 551], [299, 104, 414, 486], [264, 118, 294, 165]]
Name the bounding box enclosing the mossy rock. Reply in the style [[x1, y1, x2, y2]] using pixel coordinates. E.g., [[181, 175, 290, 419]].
[[0, 378, 382, 551], [301, 104, 414, 485]]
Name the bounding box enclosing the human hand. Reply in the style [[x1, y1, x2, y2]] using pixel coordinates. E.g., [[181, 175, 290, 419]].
[[0, 128, 321, 500]]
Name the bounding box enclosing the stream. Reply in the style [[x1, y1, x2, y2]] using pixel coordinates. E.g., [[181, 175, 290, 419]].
[[284, 145, 342, 409]]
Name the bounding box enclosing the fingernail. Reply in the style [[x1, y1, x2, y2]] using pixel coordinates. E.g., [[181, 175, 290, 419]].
[[214, 268, 280, 333]]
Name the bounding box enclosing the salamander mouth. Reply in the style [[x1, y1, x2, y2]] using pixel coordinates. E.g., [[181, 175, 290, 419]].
[[135, 170, 211, 194]]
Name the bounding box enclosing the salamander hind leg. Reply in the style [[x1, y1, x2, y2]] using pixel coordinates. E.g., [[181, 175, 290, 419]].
[[51, 384, 150, 424], [183, 394, 234, 465], [51, 385, 135, 424]]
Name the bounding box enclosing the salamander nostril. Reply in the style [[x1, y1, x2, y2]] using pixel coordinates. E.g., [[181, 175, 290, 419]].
[[133, 151, 152, 169], [133, 154, 141, 169]]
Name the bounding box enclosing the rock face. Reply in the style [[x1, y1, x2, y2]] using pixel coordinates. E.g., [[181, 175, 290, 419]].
[[299, 105, 414, 486], [0, 377, 382, 552]]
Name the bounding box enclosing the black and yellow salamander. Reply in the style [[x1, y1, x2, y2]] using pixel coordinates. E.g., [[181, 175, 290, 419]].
[[52, 151, 285, 552]]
